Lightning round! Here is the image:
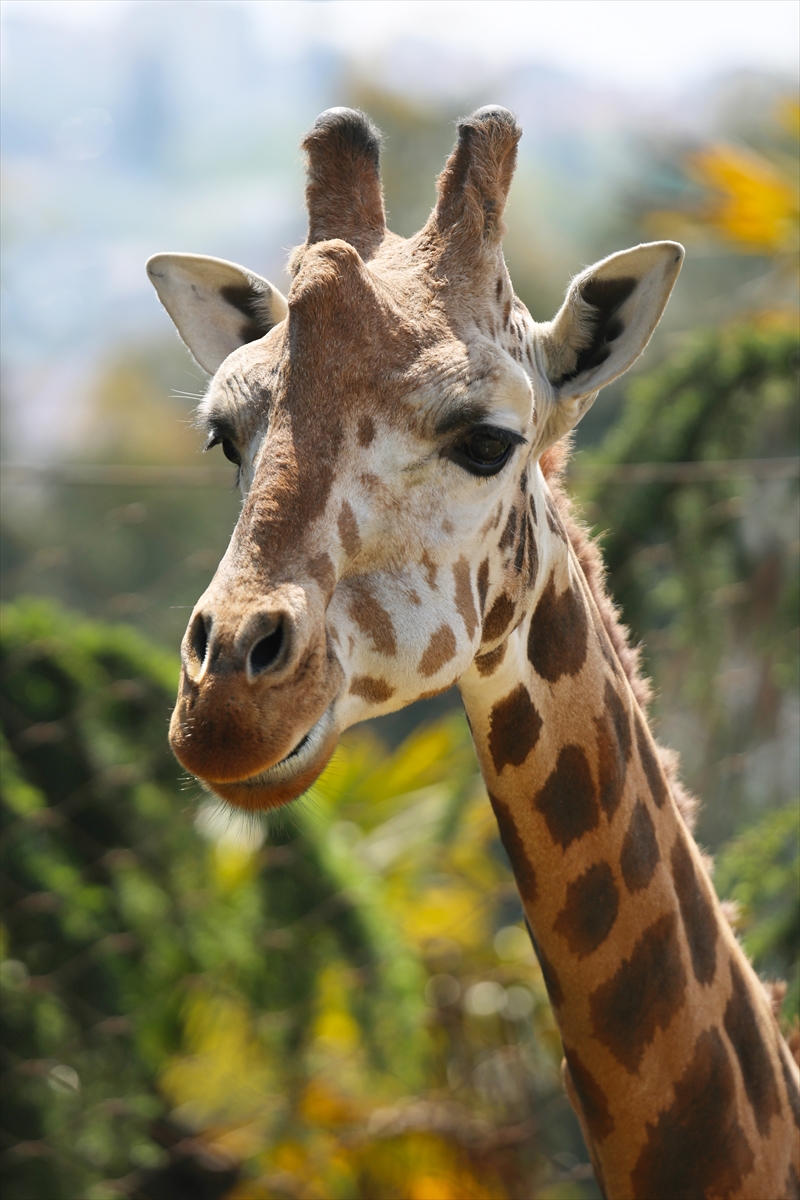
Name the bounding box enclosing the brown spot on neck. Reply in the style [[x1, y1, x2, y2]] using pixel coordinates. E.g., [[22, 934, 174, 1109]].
[[488, 684, 542, 774], [620, 799, 660, 892], [482, 592, 516, 643], [488, 790, 537, 904], [535, 745, 598, 849], [590, 912, 687, 1073], [475, 641, 506, 676], [723, 958, 781, 1136], [631, 1028, 754, 1199], [671, 834, 717, 986], [634, 713, 669, 808], [594, 681, 632, 820], [563, 1046, 615, 1142], [527, 571, 589, 682], [554, 861, 619, 959]]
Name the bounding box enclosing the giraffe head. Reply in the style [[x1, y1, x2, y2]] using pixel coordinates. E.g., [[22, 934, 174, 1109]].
[[147, 107, 682, 810]]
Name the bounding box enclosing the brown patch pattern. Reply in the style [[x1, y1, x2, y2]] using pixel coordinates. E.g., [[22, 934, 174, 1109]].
[[306, 552, 335, 595], [476, 558, 490, 613], [349, 675, 394, 703], [453, 558, 478, 640], [630, 1028, 754, 1200], [488, 684, 542, 774], [634, 715, 668, 808], [419, 624, 457, 677], [590, 912, 687, 1072], [671, 835, 717, 986], [337, 500, 361, 557], [545, 493, 566, 540], [527, 572, 589, 682], [475, 643, 506, 676], [356, 414, 375, 446], [563, 1046, 615, 1142], [723, 959, 781, 1136], [483, 592, 516, 643], [535, 745, 599, 850], [347, 580, 397, 656], [620, 799, 660, 893], [787, 1165, 800, 1200], [525, 515, 539, 589], [594, 681, 632, 820], [498, 506, 517, 552], [420, 550, 438, 591], [488, 790, 537, 904], [554, 861, 619, 959]]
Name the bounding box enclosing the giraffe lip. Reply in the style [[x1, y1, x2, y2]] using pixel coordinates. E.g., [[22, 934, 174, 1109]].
[[233, 705, 335, 788]]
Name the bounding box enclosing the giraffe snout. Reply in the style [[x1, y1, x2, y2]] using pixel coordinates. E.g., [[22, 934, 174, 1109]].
[[168, 584, 342, 795]]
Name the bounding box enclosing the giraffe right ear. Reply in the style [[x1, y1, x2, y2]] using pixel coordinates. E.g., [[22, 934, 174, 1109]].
[[146, 253, 288, 375], [536, 241, 684, 445]]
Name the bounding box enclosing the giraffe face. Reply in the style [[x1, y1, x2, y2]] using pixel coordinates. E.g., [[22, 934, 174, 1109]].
[[172, 238, 543, 809], [148, 107, 682, 810]]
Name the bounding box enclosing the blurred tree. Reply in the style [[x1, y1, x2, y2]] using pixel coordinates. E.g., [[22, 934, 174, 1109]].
[[1, 599, 597, 1200], [715, 806, 799, 1023], [577, 322, 799, 847]]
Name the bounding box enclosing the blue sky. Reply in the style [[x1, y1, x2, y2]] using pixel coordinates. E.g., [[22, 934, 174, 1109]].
[[5, 0, 799, 94]]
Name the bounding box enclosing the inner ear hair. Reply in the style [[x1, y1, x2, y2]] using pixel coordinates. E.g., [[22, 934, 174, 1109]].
[[547, 276, 637, 388], [219, 281, 282, 345]]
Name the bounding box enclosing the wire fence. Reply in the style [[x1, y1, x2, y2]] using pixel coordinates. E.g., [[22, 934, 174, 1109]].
[[2, 457, 799, 487]]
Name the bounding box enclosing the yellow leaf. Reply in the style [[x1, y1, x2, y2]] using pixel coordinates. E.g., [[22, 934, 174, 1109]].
[[689, 145, 798, 253]]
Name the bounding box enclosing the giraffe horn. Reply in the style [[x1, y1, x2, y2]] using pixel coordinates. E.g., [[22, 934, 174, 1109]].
[[430, 105, 521, 252], [301, 108, 386, 260]]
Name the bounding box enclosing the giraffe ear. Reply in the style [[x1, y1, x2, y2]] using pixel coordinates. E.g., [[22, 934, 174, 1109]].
[[537, 242, 684, 438], [146, 253, 288, 375]]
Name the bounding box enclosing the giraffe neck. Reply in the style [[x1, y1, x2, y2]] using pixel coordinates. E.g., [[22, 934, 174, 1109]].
[[458, 476, 800, 1199]]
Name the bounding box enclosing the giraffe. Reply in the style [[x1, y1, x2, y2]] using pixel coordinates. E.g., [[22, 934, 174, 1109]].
[[146, 107, 800, 1198]]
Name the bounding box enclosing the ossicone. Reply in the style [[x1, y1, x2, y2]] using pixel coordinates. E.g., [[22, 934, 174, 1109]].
[[431, 105, 521, 246], [301, 107, 386, 260]]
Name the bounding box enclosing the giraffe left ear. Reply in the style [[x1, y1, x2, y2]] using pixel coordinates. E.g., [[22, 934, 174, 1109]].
[[146, 253, 288, 375], [536, 241, 684, 441]]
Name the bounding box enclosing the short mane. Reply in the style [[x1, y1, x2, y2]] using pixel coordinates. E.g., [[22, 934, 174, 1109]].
[[540, 440, 698, 831]]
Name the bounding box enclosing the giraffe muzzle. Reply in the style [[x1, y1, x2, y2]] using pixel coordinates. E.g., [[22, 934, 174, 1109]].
[[168, 585, 343, 806]]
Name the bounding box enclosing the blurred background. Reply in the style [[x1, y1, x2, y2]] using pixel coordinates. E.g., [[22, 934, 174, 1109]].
[[1, 2, 798, 1197]]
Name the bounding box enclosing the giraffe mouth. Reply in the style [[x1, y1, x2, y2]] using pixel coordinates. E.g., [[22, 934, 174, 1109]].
[[245, 706, 335, 786], [200, 705, 338, 810]]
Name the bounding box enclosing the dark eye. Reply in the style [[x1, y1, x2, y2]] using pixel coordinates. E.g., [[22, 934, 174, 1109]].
[[448, 426, 520, 477], [206, 432, 242, 467], [221, 439, 241, 466]]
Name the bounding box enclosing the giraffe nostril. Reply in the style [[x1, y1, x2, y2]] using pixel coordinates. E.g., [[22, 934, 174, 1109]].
[[189, 612, 209, 668], [249, 623, 285, 675]]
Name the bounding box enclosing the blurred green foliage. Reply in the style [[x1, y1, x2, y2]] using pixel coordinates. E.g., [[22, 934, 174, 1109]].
[[1, 599, 595, 1200], [715, 807, 800, 1022], [580, 322, 799, 846]]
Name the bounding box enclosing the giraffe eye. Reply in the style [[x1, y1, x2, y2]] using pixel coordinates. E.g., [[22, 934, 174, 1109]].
[[220, 439, 241, 466], [206, 433, 242, 467], [448, 426, 522, 477]]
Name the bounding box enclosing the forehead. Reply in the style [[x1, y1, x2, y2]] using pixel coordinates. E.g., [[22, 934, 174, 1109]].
[[201, 257, 532, 439]]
